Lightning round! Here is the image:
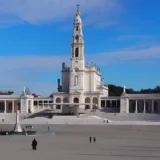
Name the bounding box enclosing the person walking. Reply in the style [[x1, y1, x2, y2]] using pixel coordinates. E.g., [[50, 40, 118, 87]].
[[93, 137, 96, 143], [32, 138, 38, 150], [89, 136, 92, 143]]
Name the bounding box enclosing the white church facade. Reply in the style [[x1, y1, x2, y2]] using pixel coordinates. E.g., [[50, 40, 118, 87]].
[[0, 9, 160, 114]]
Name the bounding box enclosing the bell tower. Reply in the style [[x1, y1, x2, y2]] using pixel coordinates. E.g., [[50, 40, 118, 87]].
[[71, 4, 85, 70], [69, 5, 85, 93]]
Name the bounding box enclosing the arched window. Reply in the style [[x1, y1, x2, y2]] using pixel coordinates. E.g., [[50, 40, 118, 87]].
[[75, 68, 79, 72], [56, 98, 61, 110], [75, 48, 79, 57], [93, 97, 98, 110], [73, 97, 79, 103], [85, 97, 90, 110], [76, 26, 79, 31]]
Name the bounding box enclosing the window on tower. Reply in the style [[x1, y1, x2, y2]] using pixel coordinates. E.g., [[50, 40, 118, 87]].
[[75, 48, 79, 57], [76, 26, 79, 31]]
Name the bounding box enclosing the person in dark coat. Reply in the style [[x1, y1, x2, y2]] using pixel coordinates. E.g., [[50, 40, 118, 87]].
[[32, 138, 38, 150], [89, 136, 92, 143], [93, 137, 96, 143]]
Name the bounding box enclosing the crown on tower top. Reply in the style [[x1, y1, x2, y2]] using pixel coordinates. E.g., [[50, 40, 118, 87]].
[[76, 12, 80, 16], [76, 4, 81, 16]]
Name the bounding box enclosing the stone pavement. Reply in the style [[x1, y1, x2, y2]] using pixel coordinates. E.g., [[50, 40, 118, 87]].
[[0, 125, 160, 160]]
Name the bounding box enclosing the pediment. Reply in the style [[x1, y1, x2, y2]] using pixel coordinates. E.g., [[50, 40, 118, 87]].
[[70, 91, 81, 95]]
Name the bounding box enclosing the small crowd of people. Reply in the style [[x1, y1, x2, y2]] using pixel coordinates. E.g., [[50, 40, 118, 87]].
[[31, 136, 97, 151], [89, 136, 96, 143]]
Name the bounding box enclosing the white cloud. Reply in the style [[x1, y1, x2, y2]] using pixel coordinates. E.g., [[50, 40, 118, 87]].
[[0, 55, 69, 96], [88, 45, 160, 66], [0, 0, 121, 26], [0, 44, 159, 96], [0, 55, 69, 71], [117, 35, 160, 41]]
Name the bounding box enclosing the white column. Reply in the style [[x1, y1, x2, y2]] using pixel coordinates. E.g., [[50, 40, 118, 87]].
[[126, 98, 129, 113], [14, 110, 22, 132], [135, 100, 138, 113], [104, 100, 106, 108], [4, 100, 7, 113], [48, 100, 49, 109], [115, 100, 117, 109], [12, 100, 14, 113], [90, 97, 92, 110], [105, 100, 107, 108], [61, 98, 63, 111], [98, 97, 101, 109], [152, 100, 154, 113], [42, 100, 44, 109], [143, 100, 146, 113], [158, 101, 160, 113], [38, 101, 40, 110], [110, 100, 112, 108]]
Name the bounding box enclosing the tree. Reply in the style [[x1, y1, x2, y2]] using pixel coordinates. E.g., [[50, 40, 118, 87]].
[[106, 84, 160, 96]]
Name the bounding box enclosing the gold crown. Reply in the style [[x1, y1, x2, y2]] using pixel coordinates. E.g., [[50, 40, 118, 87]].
[[76, 12, 81, 16]]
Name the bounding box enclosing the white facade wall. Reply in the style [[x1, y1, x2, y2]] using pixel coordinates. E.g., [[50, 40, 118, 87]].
[[94, 73, 101, 91], [84, 72, 90, 91], [0, 11, 110, 114]]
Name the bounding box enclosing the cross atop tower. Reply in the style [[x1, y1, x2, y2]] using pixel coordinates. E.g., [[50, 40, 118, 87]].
[[76, 4, 80, 12]]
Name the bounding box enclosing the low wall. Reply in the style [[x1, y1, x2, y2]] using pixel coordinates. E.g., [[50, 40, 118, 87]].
[[96, 112, 160, 121]]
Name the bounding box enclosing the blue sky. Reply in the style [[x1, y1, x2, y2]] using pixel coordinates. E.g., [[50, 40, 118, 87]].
[[0, 0, 160, 96]]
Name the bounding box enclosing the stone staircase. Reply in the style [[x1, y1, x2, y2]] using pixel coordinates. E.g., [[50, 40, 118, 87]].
[[95, 111, 160, 121]]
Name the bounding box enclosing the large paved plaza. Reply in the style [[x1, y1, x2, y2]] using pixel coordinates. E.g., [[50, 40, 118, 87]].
[[0, 125, 160, 160]]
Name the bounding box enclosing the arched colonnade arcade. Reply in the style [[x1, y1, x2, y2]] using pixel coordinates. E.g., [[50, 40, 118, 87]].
[[0, 101, 20, 113], [129, 99, 160, 113]]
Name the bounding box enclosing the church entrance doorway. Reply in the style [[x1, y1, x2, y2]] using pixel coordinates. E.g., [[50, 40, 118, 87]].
[[73, 97, 79, 115], [85, 97, 90, 110], [93, 97, 98, 112]]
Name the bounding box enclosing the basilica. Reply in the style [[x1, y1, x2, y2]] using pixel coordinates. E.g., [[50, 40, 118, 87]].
[[0, 9, 160, 115]]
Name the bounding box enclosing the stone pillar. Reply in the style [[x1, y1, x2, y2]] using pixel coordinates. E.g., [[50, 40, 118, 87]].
[[52, 98, 55, 110], [158, 101, 160, 113], [110, 100, 112, 108], [98, 97, 101, 109], [152, 99, 154, 113], [42, 100, 44, 110], [61, 98, 63, 111], [135, 100, 138, 113], [4, 100, 7, 113], [48, 100, 49, 109], [104, 100, 106, 108], [14, 110, 22, 132], [105, 100, 107, 108], [115, 100, 117, 109], [126, 98, 129, 113], [90, 97, 93, 110], [12, 100, 14, 113], [143, 100, 146, 113]]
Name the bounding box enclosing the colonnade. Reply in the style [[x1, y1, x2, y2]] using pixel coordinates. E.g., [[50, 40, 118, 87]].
[[0, 100, 20, 113], [101, 100, 120, 108], [33, 100, 53, 110], [101, 99, 120, 113], [129, 99, 160, 113]]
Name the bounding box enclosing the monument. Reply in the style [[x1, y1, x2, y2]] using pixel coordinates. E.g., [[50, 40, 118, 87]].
[[0, 106, 36, 136], [13, 107, 22, 132]]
